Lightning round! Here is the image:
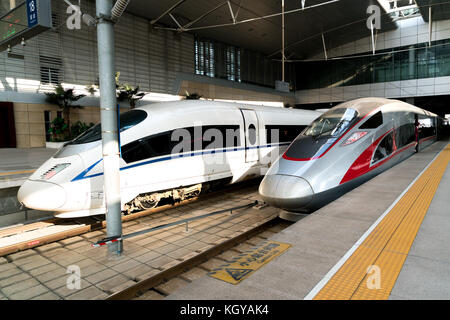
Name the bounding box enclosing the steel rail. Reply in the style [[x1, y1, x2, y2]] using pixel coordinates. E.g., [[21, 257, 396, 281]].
[[0, 181, 260, 257], [106, 216, 279, 300]]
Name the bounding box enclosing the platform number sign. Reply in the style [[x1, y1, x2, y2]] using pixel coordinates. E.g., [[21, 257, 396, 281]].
[[0, 0, 51, 52], [26, 0, 38, 28]]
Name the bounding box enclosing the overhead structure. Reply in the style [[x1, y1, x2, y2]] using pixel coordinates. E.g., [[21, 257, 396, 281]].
[[0, 0, 52, 52], [416, 0, 450, 22], [127, 0, 397, 61]]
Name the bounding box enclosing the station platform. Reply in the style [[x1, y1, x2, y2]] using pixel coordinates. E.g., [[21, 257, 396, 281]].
[[0, 148, 56, 188], [168, 140, 450, 300]]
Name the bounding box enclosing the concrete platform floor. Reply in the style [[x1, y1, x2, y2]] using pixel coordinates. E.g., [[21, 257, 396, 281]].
[[0, 184, 280, 300], [390, 154, 450, 300], [168, 140, 449, 300], [0, 148, 56, 188]]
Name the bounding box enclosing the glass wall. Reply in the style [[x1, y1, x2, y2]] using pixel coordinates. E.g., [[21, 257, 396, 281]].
[[195, 35, 297, 90], [295, 39, 450, 89]]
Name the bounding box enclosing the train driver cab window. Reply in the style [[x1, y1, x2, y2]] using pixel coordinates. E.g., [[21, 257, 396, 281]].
[[372, 132, 394, 164], [360, 111, 383, 129], [303, 108, 358, 138], [68, 109, 147, 145]]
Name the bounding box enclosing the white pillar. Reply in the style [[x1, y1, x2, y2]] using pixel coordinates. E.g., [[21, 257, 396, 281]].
[[96, 0, 122, 255]]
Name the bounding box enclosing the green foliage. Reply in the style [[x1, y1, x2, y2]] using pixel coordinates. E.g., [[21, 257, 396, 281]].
[[47, 118, 94, 142], [71, 121, 95, 138], [184, 91, 202, 100], [115, 72, 146, 108], [45, 84, 86, 110], [45, 84, 86, 138], [47, 117, 68, 142], [85, 84, 98, 95]]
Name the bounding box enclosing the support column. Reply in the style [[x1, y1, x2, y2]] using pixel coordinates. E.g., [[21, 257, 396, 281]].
[[429, 6, 432, 47], [96, 0, 122, 255], [281, 0, 285, 82]]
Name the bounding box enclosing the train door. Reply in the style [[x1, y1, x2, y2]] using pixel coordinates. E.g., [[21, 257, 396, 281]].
[[240, 109, 259, 163]]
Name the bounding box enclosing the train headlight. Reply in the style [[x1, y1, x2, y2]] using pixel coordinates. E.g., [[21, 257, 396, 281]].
[[342, 131, 368, 146], [41, 163, 71, 180]]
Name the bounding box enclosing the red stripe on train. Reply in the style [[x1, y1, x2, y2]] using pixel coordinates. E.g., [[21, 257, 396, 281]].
[[340, 134, 436, 185]]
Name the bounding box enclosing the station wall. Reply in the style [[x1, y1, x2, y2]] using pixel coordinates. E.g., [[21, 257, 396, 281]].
[[12, 102, 102, 148], [0, 1, 294, 148], [296, 16, 450, 106]]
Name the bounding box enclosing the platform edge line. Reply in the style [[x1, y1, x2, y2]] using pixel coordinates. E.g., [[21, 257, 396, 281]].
[[303, 145, 446, 300]]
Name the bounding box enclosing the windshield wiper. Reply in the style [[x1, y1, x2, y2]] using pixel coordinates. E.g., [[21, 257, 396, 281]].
[[312, 128, 335, 139]]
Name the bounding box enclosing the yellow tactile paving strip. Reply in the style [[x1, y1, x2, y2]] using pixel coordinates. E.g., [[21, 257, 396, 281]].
[[314, 143, 450, 300], [0, 169, 35, 177]]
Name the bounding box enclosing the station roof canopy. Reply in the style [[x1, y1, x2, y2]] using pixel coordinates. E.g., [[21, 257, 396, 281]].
[[126, 0, 398, 60], [416, 0, 450, 22]]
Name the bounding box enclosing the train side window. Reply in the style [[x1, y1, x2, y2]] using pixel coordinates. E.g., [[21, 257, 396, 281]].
[[224, 126, 241, 148], [147, 131, 174, 157], [418, 115, 436, 140], [372, 132, 394, 164], [266, 125, 306, 144], [122, 125, 241, 164], [396, 124, 415, 148], [121, 139, 153, 164], [122, 131, 174, 164], [360, 111, 383, 129], [248, 124, 257, 145], [202, 125, 240, 149]]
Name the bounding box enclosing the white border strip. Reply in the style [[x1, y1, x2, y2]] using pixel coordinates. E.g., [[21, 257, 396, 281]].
[[303, 145, 446, 300]]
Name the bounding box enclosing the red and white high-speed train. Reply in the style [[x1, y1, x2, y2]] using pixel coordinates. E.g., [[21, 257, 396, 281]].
[[259, 97, 444, 214], [17, 100, 321, 218]]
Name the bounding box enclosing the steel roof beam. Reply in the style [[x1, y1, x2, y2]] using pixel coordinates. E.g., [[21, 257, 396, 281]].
[[169, 13, 183, 30], [186, 0, 340, 32], [150, 0, 187, 25], [227, 1, 236, 24], [182, 1, 228, 29]]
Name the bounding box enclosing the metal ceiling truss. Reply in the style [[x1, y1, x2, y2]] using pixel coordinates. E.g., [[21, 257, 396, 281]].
[[150, 0, 187, 25], [384, 0, 421, 21], [150, 0, 341, 32]]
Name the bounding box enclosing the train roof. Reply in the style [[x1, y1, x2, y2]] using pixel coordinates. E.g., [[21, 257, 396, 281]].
[[134, 100, 322, 116], [333, 97, 439, 118]]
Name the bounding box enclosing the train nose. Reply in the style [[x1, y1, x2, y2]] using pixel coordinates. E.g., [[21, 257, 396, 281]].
[[18, 180, 67, 211], [259, 174, 314, 211]]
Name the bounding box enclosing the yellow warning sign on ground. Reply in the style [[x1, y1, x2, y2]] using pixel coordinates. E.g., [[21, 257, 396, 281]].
[[208, 240, 291, 284]]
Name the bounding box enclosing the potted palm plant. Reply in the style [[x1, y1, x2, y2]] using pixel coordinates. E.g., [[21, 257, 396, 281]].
[[45, 84, 86, 139], [115, 72, 146, 108]]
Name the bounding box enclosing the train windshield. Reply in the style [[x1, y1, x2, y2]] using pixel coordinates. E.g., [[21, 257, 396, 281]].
[[303, 108, 358, 138], [68, 109, 148, 145]]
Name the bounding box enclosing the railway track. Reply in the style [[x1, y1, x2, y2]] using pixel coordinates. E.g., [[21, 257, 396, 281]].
[[115, 217, 293, 300], [0, 179, 290, 300], [0, 180, 261, 257]]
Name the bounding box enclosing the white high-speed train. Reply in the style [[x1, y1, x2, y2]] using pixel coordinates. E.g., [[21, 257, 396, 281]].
[[18, 100, 321, 218]]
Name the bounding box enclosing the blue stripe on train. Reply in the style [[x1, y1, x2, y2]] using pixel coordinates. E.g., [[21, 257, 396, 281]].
[[71, 143, 290, 182]]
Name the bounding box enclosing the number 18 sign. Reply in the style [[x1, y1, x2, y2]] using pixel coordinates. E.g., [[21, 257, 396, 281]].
[[26, 0, 38, 28]]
